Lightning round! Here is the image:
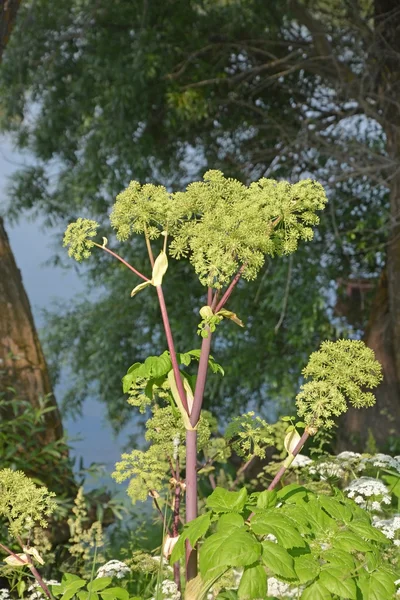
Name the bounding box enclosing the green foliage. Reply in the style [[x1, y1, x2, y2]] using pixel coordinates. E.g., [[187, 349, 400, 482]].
[[50, 572, 135, 600], [296, 340, 383, 431], [171, 484, 398, 599], [224, 412, 273, 459], [0, 469, 56, 538], [67, 487, 104, 576]]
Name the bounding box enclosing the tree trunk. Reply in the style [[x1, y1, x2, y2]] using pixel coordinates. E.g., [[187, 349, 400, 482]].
[[338, 271, 400, 450], [0, 216, 63, 444], [337, 0, 400, 450]]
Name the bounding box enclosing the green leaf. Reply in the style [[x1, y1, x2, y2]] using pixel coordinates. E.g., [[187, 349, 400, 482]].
[[130, 280, 152, 297], [251, 512, 306, 548], [322, 549, 355, 571], [208, 355, 225, 376], [199, 527, 262, 580], [101, 588, 130, 600], [382, 473, 400, 499], [237, 565, 266, 599], [152, 250, 168, 285], [256, 490, 277, 510], [217, 513, 244, 531], [333, 531, 371, 553], [276, 484, 308, 505], [144, 352, 172, 378], [319, 568, 357, 599], [87, 578, 112, 592], [293, 553, 320, 584], [357, 570, 396, 600], [348, 521, 390, 544], [262, 541, 297, 579], [170, 513, 211, 563], [301, 580, 332, 600], [206, 487, 248, 513], [318, 495, 352, 523], [60, 580, 87, 600]]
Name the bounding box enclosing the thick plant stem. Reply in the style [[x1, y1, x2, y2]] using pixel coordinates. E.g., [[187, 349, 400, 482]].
[[190, 332, 213, 426], [185, 428, 198, 580], [268, 430, 310, 491], [156, 285, 189, 414], [185, 332, 213, 580], [173, 461, 182, 592]]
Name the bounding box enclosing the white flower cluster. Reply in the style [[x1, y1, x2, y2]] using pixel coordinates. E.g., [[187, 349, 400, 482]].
[[308, 460, 345, 479], [344, 477, 391, 511], [308, 451, 363, 480], [150, 579, 181, 600], [96, 559, 130, 579], [291, 454, 313, 468], [27, 580, 60, 600], [267, 577, 302, 598], [0, 590, 10, 600], [358, 453, 400, 473], [373, 515, 400, 546]]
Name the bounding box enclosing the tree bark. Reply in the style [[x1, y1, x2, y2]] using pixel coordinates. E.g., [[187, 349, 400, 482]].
[[338, 271, 400, 450], [0, 0, 22, 59], [0, 216, 63, 444]]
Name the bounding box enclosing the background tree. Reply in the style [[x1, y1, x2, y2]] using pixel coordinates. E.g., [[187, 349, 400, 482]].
[[0, 0, 70, 456], [0, 0, 398, 449]]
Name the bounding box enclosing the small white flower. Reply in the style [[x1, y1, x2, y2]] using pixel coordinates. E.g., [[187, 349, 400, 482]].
[[371, 501, 382, 511], [355, 495, 364, 505], [265, 533, 278, 543], [96, 559, 130, 579], [267, 577, 302, 598], [291, 454, 313, 468]]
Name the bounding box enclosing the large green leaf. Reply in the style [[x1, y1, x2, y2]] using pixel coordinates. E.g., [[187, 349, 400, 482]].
[[293, 553, 320, 584], [170, 513, 211, 563], [237, 565, 266, 600], [199, 527, 262, 579], [276, 484, 308, 505], [333, 531, 371, 553], [206, 487, 248, 513], [319, 567, 357, 599], [348, 521, 389, 544], [251, 512, 306, 548], [318, 495, 352, 523], [217, 513, 244, 532], [261, 541, 297, 579], [357, 570, 396, 600], [322, 549, 355, 571], [87, 578, 112, 592], [101, 588, 129, 600], [301, 580, 332, 600], [256, 490, 277, 510]]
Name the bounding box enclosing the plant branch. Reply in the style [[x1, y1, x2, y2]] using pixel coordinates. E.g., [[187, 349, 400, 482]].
[[215, 264, 246, 312], [267, 430, 310, 491], [93, 243, 149, 281], [156, 285, 189, 414], [230, 455, 257, 490], [150, 491, 171, 535]]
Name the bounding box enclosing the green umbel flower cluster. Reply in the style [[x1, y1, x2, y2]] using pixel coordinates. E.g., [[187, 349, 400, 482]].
[[63, 218, 99, 261], [296, 340, 383, 431], [64, 171, 327, 288], [224, 412, 273, 460], [112, 406, 213, 504], [0, 469, 56, 537]]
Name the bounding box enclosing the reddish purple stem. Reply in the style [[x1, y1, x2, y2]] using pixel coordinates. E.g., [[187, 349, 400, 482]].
[[268, 430, 310, 491], [215, 264, 246, 313], [93, 243, 149, 281], [156, 285, 189, 414]]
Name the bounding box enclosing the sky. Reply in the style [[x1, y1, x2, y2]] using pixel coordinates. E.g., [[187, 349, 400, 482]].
[[0, 134, 130, 491]]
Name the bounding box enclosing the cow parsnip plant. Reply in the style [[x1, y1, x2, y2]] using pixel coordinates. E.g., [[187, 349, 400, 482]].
[[62, 169, 391, 595]]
